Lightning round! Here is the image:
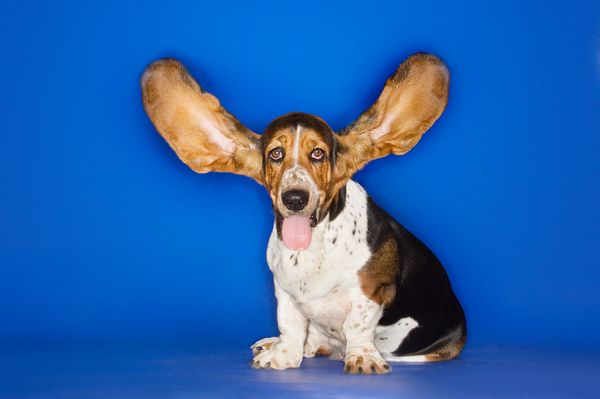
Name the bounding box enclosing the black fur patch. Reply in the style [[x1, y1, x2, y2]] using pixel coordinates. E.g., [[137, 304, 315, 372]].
[[275, 210, 283, 240], [326, 185, 346, 223]]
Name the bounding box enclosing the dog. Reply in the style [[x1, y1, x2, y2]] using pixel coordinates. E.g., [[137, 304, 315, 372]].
[[141, 53, 466, 375]]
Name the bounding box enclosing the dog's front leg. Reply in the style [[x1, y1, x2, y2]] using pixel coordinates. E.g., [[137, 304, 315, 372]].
[[342, 288, 391, 374], [251, 280, 307, 370]]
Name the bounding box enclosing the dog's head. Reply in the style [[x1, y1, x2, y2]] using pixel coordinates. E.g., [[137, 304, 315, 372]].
[[141, 53, 449, 250]]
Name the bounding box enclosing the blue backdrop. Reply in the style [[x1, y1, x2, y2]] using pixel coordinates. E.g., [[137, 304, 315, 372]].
[[1, 0, 598, 351]]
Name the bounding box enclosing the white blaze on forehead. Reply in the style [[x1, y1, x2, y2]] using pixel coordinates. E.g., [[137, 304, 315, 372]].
[[292, 124, 302, 164], [278, 125, 319, 215]]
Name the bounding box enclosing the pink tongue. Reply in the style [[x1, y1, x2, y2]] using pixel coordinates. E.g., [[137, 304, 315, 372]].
[[282, 216, 312, 251]]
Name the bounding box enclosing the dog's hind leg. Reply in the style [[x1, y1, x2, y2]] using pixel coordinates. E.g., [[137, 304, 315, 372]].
[[383, 321, 466, 363]]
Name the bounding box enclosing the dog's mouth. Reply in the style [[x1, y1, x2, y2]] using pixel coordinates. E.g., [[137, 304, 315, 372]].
[[281, 210, 318, 251]]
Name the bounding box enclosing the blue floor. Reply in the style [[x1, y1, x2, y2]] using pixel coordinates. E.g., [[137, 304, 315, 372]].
[[1, 342, 599, 398]]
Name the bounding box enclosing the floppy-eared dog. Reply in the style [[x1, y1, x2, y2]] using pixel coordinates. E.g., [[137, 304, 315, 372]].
[[141, 53, 466, 374]]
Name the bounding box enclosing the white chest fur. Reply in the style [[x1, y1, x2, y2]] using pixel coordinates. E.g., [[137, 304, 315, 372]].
[[266, 180, 373, 336]]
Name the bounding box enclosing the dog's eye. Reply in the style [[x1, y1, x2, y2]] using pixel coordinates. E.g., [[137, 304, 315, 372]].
[[269, 147, 284, 162], [310, 148, 325, 162]]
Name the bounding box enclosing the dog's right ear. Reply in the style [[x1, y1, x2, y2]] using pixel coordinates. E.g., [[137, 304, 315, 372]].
[[141, 59, 263, 184]]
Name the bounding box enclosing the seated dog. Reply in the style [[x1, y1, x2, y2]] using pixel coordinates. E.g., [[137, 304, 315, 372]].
[[141, 53, 466, 374]]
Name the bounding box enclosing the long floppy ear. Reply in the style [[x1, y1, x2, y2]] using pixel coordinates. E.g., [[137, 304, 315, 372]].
[[141, 59, 263, 183], [334, 53, 449, 187]]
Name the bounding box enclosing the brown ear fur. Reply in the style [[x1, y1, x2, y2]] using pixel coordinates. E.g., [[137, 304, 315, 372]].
[[141, 59, 263, 183], [333, 53, 449, 190]]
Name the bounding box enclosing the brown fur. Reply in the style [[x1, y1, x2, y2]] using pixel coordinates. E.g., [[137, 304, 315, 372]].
[[141, 59, 263, 183], [262, 128, 294, 203], [332, 53, 449, 195], [358, 237, 398, 306]]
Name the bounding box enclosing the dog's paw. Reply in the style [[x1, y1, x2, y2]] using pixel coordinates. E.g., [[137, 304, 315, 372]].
[[251, 341, 303, 370], [251, 337, 280, 357], [344, 350, 391, 375]]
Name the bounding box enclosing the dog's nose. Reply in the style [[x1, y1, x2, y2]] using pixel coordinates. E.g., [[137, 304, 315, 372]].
[[282, 189, 309, 212]]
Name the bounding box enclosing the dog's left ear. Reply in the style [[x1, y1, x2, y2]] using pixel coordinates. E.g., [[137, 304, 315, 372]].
[[333, 53, 449, 188], [141, 59, 263, 184]]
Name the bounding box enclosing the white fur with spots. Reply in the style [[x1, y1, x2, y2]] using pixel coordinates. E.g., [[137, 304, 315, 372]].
[[253, 180, 421, 371]]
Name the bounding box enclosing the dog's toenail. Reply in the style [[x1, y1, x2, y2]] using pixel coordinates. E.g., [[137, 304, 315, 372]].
[[383, 364, 390, 371], [265, 361, 270, 368], [358, 366, 363, 373], [371, 366, 376, 373]]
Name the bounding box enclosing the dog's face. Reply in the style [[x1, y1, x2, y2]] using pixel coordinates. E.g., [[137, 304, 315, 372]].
[[262, 115, 333, 220], [260, 114, 337, 249], [141, 53, 449, 250]]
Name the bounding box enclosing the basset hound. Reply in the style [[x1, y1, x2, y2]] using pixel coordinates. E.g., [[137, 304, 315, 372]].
[[141, 53, 466, 374]]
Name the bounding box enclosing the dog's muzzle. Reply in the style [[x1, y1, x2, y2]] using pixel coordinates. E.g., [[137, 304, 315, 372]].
[[277, 166, 319, 251]]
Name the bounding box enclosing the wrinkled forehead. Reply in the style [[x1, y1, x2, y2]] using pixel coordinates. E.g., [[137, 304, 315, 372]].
[[261, 113, 335, 151]]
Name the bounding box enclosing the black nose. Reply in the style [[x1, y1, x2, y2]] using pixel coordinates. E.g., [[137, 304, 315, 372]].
[[282, 189, 309, 212]]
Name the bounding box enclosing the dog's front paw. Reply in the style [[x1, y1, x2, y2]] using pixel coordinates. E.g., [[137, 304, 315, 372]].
[[344, 349, 391, 375], [251, 336, 280, 357], [251, 340, 303, 370]]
